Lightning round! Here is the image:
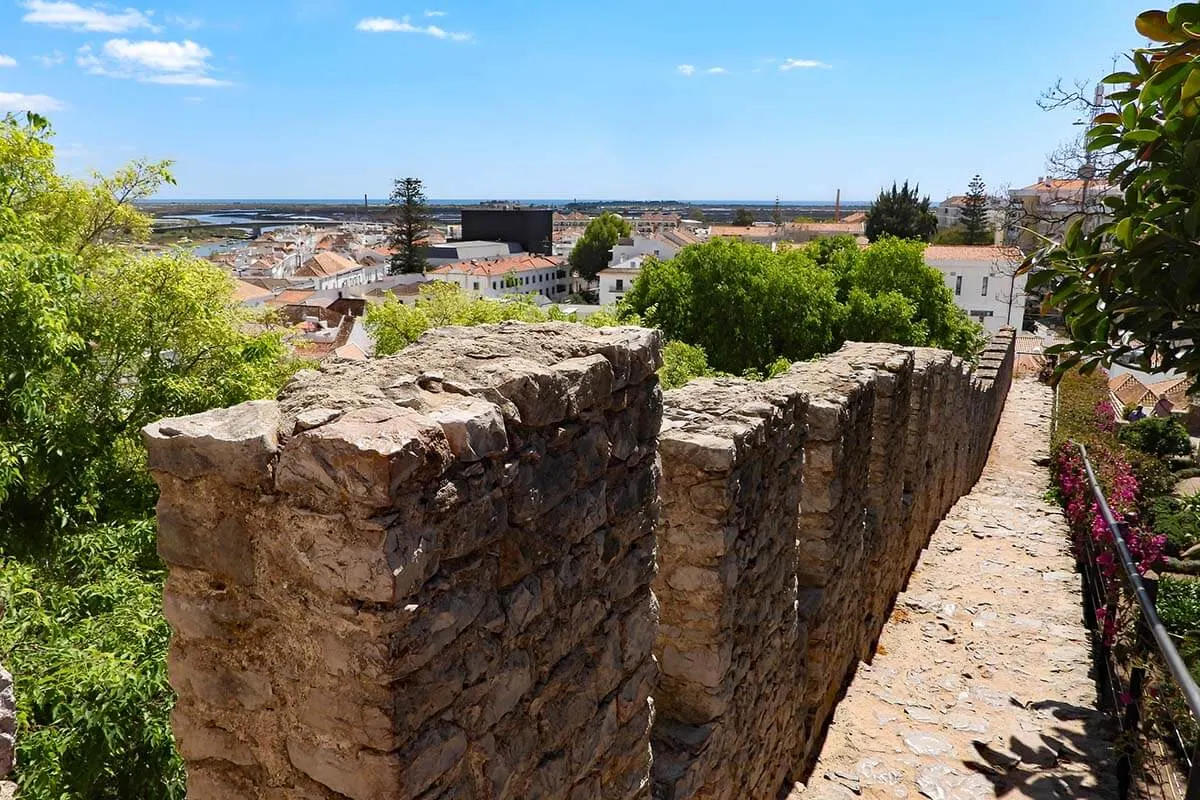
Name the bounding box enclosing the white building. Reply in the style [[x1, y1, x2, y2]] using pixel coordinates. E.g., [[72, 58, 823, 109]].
[[924, 245, 1028, 333], [295, 252, 388, 292], [610, 229, 702, 265], [598, 256, 646, 306], [428, 254, 569, 301], [1007, 178, 1119, 250]]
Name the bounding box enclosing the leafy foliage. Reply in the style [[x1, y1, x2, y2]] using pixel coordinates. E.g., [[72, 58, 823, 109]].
[[1025, 4, 1200, 387], [1158, 576, 1200, 636], [364, 281, 736, 391], [0, 113, 300, 799], [1149, 495, 1200, 554], [1, 522, 183, 799], [568, 212, 631, 281], [960, 174, 991, 245], [388, 177, 431, 275], [622, 236, 986, 376], [1119, 416, 1194, 459], [366, 283, 570, 355], [659, 340, 715, 390], [864, 181, 937, 242]]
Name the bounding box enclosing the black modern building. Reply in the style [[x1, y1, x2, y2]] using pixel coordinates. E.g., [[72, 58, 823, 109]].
[[460, 209, 554, 255]]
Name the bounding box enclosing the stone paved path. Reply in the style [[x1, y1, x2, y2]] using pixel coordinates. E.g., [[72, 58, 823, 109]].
[[794, 379, 1117, 800]]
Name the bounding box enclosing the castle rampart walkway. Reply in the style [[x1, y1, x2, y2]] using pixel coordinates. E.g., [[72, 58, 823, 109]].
[[795, 379, 1117, 800]]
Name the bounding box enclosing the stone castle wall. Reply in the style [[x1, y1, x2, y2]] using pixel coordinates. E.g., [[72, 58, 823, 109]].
[[145, 323, 664, 800], [145, 324, 1014, 800], [650, 331, 1015, 799]]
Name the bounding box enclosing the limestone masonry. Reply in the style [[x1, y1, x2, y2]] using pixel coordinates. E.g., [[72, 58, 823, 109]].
[[145, 323, 1014, 800]]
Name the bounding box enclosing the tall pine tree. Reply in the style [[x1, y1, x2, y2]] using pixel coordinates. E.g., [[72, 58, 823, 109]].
[[960, 174, 991, 245], [388, 177, 432, 275], [864, 181, 937, 242]]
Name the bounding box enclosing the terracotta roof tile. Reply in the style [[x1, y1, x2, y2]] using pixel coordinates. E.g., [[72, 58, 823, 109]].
[[232, 279, 273, 304], [429, 254, 565, 277], [296, 252, 361, 278], [924, 245, 1023, 262], [267, 289, 315, 307]]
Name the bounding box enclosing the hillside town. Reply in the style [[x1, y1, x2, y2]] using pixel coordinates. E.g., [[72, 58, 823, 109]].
[[193, 175, 1113, 369]]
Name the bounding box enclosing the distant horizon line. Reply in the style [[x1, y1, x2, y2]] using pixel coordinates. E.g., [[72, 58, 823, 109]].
[[141, 197, 874, 206]]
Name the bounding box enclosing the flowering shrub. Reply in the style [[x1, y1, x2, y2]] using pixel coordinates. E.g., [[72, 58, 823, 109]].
[[1051, 370, 1167, 643]]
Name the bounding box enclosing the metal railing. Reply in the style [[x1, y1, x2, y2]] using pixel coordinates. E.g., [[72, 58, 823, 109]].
[[1075, 441, 1200, 800]]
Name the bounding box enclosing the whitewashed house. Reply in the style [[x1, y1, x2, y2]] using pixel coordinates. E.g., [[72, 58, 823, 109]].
[[924, 245, 1028, 333], [428, 254, 569, 301], [295, 252, 388, 292], [598, 256, 646, 306]]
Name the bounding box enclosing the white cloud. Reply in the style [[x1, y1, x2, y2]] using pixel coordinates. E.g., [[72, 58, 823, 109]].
[[22, 0, 157, 33], [424, 9, 446, 16], [0, 56, 17, 68], [77, 39, 229, 86], [36, 50, 66, 67], [0, 91, 64, 112], [355, 16, 472, 41], [143, 72, 228, 86], [166, 14, 204, 30], [706, 67, 726, 74], [104, 38, 210, 72], [676, 64, 695, 77], [779, 58, 830, 71]]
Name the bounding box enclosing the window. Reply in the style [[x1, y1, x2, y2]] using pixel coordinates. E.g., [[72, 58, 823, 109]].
[[616, 279, 624, 291], [955, 276, 962, 296], [981, 276, 989, 296], [492, 281, 497, 290], [473, 281, 480, 291]]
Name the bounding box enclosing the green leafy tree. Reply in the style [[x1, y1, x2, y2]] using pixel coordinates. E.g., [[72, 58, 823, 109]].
[[568, 212, 631, 282], [659, 340, 715, 390], [960, 175, 991, 245], [622, 238, 841, 374], [865, 181, 937, 242], [0, 113, 300, 799], [732, 208, 755, 227], [1119, 417, 1193, 459], [1024, 4, 1200, 387], [365, 282, 622, 356], [622, 236, 985, 376], [387, 177, 431, 275]]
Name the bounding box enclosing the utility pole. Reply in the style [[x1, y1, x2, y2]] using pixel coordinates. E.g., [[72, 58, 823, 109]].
[[1077, 84, 1104, 233], [834, 189, 841, 222]]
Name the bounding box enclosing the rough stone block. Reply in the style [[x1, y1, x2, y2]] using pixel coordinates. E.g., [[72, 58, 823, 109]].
[[143, 400, 280, 489]]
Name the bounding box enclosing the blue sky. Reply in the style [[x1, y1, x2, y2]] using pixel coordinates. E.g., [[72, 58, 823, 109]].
[[0, 0, 1151, 201]]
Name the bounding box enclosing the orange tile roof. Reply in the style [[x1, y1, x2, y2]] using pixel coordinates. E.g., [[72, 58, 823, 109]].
[[794, 221, 865, 234], [709, 224, 777, 239], [334, 342, 368, 360], [1148, 376, 1192, 403], [924, 245, 1023, 263], [429, 254, 564, 277], [296, 252, 361, 278], [841, 212, 867, 224], [268, 289, 315, 307], [662, 229, 703, 247], [232, 279, 273, 304], [1110, 373, 1153, 408]]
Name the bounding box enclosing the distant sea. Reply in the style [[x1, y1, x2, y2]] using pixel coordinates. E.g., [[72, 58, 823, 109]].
[[143, 198, 870, 207]]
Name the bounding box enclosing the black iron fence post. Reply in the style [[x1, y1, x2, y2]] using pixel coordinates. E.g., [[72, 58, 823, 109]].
[[1188, 742, 1200, 800], [1119, 562, 1157, 798]]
